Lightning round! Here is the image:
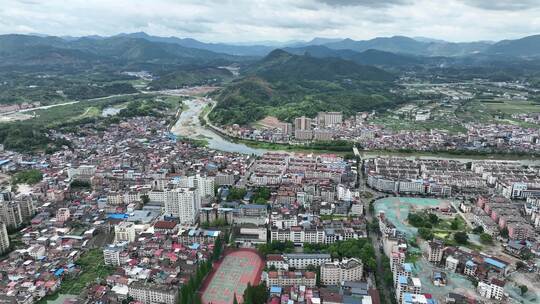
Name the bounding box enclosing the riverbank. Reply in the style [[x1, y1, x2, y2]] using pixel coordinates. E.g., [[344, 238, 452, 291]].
[[175, 97, 540, 163]]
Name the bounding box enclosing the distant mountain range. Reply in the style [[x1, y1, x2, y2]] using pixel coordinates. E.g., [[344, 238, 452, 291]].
[[1, 32, 540, 72], [0, 34, 247, 69], [86, 32, 540, 58]]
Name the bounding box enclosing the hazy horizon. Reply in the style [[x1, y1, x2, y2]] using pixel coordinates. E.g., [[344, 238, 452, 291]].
[[1, 0, 540, 44]]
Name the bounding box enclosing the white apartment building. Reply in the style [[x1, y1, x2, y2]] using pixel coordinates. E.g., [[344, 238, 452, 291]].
[[337, 185, 352, 201], [445, 256, 459, 273], [267, 254, 332, 271], [397, 181, 425, 194], [427, 240, 444, 263], [321, 258, 363, 286], [396, 276, 421, 304], [114, 222, 136, 243], [0, 201, 23, 228], [317, 112, 343, 127], [128, 282, 178, 304], [271, 216, 298, 229], [266, 270, 317, 288], [56, 208, 71, 222], [164, 188, 201, 225], [67, 165, 96, 180], [284, 253, 332, 269], [464, 260, 477, 277], [295, 116, 312, 131], [477, 279, 505, 300], [393, 263, 414, 286], [350, 203, 364, 216], [270, 226, 325, 244], [0, 222, 9, 254], [179, 175, 215, 198], [367, 175, 397, 193], [104, 243, 129, 266], [28, 245, 46, 259]]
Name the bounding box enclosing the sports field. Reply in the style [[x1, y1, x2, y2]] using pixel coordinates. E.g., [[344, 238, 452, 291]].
[[201, 249, 264, 304]]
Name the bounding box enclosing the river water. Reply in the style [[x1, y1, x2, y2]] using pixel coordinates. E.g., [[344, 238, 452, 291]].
[[170, 98, 266, 155], [171, 98, 540, 165]]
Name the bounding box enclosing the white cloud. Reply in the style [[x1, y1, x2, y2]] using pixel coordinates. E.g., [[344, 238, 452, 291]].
[[0, 0, 539, 42]]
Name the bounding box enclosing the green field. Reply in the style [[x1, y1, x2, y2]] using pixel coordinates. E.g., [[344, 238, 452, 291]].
[[36, 249, 115, 304], [460, 100, 540, 128], [483, 100, 540, 114]]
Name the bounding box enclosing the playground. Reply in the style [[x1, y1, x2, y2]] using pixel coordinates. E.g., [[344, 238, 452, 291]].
[[201, 249, 264, 304]]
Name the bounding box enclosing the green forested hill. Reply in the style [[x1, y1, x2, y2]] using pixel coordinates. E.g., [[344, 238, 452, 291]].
[[209, 50, 398, 125]]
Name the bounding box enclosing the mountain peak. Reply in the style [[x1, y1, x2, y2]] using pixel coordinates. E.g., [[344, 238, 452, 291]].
[[263, 49, 292, 61]]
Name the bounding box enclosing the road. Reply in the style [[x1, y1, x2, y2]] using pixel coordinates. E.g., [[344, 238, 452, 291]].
[[360, 164, 393, 304], [3, 92, 143, 115], [366, 205, 393, 304]]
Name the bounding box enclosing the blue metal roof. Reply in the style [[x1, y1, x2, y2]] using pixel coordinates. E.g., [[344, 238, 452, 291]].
[[398, 276, 408, 285], [108, 213, 129, 219], [403, 293, 414, 303], [205, 230, 220, 237], [403, 263, 413, 272], [485, 258, 506, 269], [270, 286, 282, 293]]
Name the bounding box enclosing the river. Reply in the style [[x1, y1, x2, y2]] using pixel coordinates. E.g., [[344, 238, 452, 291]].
[[170, 98, 540, 165], [170, 98, 267, 155]]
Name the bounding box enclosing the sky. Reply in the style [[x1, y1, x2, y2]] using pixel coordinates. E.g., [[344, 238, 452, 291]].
[[0, 0, 539, 43]]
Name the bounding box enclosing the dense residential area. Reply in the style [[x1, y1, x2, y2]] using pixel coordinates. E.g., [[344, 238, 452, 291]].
[[1, 3, 540, 304], [1, 94, 540, 304]]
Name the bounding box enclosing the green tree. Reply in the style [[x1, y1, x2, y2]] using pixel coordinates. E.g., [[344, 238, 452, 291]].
[[479, 233, 493, 244], [228, 187, 247, 201], [520, 285, 528, 296], [500, 227, 509, 238], [253, 197, 268, 205], [454, 232, 469, 244], [450, 219, 459, 230], [418, 227, 434, 240], [12, 169, 43, 185], [428, 213, 439, 225], [472, 226, 484, 234], [141, 195, 150, 205]]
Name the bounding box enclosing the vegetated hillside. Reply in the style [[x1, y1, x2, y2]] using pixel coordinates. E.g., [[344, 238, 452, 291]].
[[0, 34, 246, 68], [117, 32, 274, 57], [485, 35, 540, 57], [245, 49, 394, 82], [321, 35, 492, 57], [0, 34, 249, 103], [209, 50, 398, 125], [149, 66, 234, 90]]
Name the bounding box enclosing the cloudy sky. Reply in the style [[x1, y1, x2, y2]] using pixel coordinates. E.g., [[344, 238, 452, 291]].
[[1, 0, 539, 43]]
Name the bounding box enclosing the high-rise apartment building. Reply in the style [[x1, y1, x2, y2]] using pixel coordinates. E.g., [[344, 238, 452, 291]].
[[164, 188, 201, 224]]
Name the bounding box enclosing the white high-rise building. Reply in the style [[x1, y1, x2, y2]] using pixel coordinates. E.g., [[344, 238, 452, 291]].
[[0, 222, 9, 254], [477, 279, 505, 300], [321, 258, 364, 286], [164, 188, 201, 224], [114, 222, 136, 243], [129, 282, 178, 304], [337, 185, 352, 201], [396, 276, 421, 303], [178, 175, 215, 198]]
